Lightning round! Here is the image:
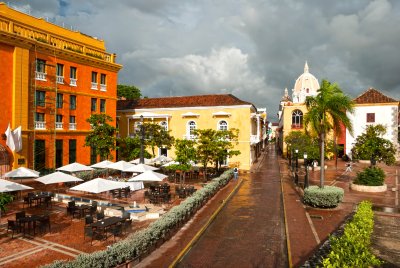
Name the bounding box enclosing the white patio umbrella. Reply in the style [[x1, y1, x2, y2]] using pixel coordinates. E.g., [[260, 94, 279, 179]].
[[90, 160, 114, 169], [162, 161, 180, 167], [70, 178, 124, 194], [124, 164, 159, 173], [56, 162, 94, 173], [106, 160, 135, 171], [152, 155, 173, 163], [130, 158, 154, 164], [5, 167, 39, 178], [0, 179, 33, 192], [128, 170, 168, 182], [35, 171, 83, 185]]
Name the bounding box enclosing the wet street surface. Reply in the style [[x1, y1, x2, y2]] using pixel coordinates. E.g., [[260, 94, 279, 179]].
[[178, 146, 288, 267]]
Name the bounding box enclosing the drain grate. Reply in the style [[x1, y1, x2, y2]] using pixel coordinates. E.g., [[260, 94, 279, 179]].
[[310, 215, 323, 220]]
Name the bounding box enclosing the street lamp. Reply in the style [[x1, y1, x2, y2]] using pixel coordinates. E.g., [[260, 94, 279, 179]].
[[304, 152, 309, 188], [139, 115, 145, 164], [294, 149, 299, 185]]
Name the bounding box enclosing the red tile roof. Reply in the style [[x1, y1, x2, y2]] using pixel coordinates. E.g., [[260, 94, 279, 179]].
[[353, 88, 398, 104], [117, 94, 253, 110]]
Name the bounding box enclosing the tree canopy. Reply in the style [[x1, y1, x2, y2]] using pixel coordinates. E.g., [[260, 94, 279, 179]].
[[117, 84, 141, 100], [143, 123, 175, 157], [304, 79, 354, 188], [351, 124, 396, 166], [85, 114, 116, 160]]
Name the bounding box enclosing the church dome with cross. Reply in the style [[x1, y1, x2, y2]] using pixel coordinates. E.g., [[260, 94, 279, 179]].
[[292, 61, 319, 103]]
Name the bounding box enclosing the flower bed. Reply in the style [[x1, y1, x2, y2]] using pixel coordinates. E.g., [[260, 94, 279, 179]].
[[44, 169, 233, 268], [350, 183, 387, 193]]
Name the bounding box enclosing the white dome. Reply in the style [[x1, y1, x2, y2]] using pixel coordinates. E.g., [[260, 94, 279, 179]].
[[292, 62, 319, 103]]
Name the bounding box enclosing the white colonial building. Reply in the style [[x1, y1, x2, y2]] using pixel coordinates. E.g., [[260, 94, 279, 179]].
[[345, 88, 399, 159]]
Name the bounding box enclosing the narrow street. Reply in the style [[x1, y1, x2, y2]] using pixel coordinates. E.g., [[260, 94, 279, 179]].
[[177, 145, 288, 267]]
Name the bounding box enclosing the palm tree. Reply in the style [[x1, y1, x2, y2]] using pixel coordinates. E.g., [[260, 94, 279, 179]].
[[304, 79, 354, 188]]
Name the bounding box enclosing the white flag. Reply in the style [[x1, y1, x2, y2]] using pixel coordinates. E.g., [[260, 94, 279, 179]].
[[12, 126, 22, 152], [5, 123, 15, 152]]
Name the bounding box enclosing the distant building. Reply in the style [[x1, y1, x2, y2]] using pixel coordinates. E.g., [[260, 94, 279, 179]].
[[277, 62, 319, 156], [345, 88, 399, 159], [117, 94, 266, 170], [0, 3, 122, 174]]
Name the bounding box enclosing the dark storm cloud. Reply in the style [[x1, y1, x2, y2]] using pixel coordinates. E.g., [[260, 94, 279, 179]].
[[7, 0, 400, 120]]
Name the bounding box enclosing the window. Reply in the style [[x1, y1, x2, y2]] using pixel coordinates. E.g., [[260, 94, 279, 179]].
[[69, 95, 76, 110], [69, 116, 76, 130], [56, 63, 64, 84], [218, 120, 228, 131], [56, 140, 63, 168], [70, 67, 77, 86], [187, 121, 196, 139], [291, 109, 303, 128], [90, 147, 97, 165], [36, 91, 45, 107], [69, 115, 76, 123], [91, 98, 97, 112], [56, 93, 63, 108], [56, 115, 63, 129], [91, 72, 98, 89], [69, 140, 76, 163], [34, 140, 45, 171], [366, 113, 375, 123], [35, 112, 45, 122], [100, 74, 107, 91], [35, 113, 45, 129], [35, 59, 46, 80], [100, 99, 106, 112]]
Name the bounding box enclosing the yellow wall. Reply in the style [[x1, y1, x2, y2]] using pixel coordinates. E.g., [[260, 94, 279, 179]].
[[118, 105, 260, 170]]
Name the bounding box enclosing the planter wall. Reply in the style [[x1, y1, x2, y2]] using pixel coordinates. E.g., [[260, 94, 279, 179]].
[[350, 183, 387, 193]]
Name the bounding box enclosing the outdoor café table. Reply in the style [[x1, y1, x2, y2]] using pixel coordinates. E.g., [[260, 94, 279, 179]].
[[91, 216, 124, 239], [76, 205, 91, 218], [28, 194, 48, 207], [18, 215, 43, 235]]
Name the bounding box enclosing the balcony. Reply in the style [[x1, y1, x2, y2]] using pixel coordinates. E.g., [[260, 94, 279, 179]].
[[291, 124, 303, 129], [56, 76, 64, 84], [250, 135, 259, 145], [35, 121, 46, 129], [55, 122, 63, 129], [91, 82, 98, 90], [70, 78, 77, 86], [100, 84, 107, 91], [69, 123, 77, 130], [35, 72, 46, 81]]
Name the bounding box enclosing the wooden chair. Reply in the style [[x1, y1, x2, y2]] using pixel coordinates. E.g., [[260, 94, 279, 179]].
[[7, 220, 20, 238], [96, 212, 105, 222], [85, 215, 94, 226], [38, 215, 51, 233], [108, 223, 123, 242], [84, 226, 104, 245]]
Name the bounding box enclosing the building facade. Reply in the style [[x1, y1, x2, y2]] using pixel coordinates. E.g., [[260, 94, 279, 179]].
[[0, 3, 122, 174], [345, 88, 399, 159], [117, 94, 266, 170]]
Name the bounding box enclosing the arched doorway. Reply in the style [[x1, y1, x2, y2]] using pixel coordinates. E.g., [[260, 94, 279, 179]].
[[0, 145, 11, 178]]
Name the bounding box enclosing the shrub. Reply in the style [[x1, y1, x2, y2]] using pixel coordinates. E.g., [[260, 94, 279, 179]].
[[322, 201, 383, 267], [353, 166, 385, 186], [303, 186, 344, 208]]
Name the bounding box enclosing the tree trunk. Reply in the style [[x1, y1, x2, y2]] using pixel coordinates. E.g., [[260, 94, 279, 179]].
[[320, 132, 325, 188]]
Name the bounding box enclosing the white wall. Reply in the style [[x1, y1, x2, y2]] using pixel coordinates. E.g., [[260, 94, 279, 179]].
[[346, 104, 399, 158]]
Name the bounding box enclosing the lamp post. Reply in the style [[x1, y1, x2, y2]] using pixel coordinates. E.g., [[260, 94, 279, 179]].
[[294, 149, 299, 185], [288, 146, 291, 168], [304, 152, 309, 188], [139, 115, 145, 164]]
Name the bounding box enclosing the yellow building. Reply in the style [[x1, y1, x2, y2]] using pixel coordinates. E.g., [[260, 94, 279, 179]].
[[117, 94, 266, 170], [277, 62, 320, 156]]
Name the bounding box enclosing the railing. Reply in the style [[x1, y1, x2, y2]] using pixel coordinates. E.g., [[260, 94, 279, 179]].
[[56, 76, 64, 84], [100, 84, 107, 91], [250, 135, 259, 144], [35, 121, 46, 129], [291, 124, 303, 129], [35, 72, 46, 81], [69, 123, 76, 130], [70, 78, 77, 86], [1, 16, 117, 63], [91, 82, 98, 90], [55, 122, 63, 129]]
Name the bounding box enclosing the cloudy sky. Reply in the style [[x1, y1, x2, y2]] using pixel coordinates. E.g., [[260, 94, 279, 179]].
[[8, 0, 400, 120]]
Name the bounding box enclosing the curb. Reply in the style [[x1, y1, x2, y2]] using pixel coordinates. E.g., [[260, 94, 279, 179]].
[[169, 178, 243, 267]]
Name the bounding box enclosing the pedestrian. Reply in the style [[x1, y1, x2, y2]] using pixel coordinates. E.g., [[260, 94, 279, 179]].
[[233, 167, 239, 180]]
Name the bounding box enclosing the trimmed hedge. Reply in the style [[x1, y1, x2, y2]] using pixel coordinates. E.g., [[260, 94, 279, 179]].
[[43, 169, 234, 268], [303, 186, 344, 208], [354, 166, 385, 186], [322, 201, 383, 267]]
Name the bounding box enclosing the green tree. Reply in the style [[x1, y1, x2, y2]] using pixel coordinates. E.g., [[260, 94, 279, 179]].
[[284, 131, 320, 161], [351, 124, 396, 166], [169, 139, 197, 184], [116, 136, 150, 161], [304, 79, 354, 188], [143, 123, 175, 157], [214, 129, 240, 172], [0, 193, 13, 220], [117, 84, 141, 100], [85, 114, 117, 160]]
